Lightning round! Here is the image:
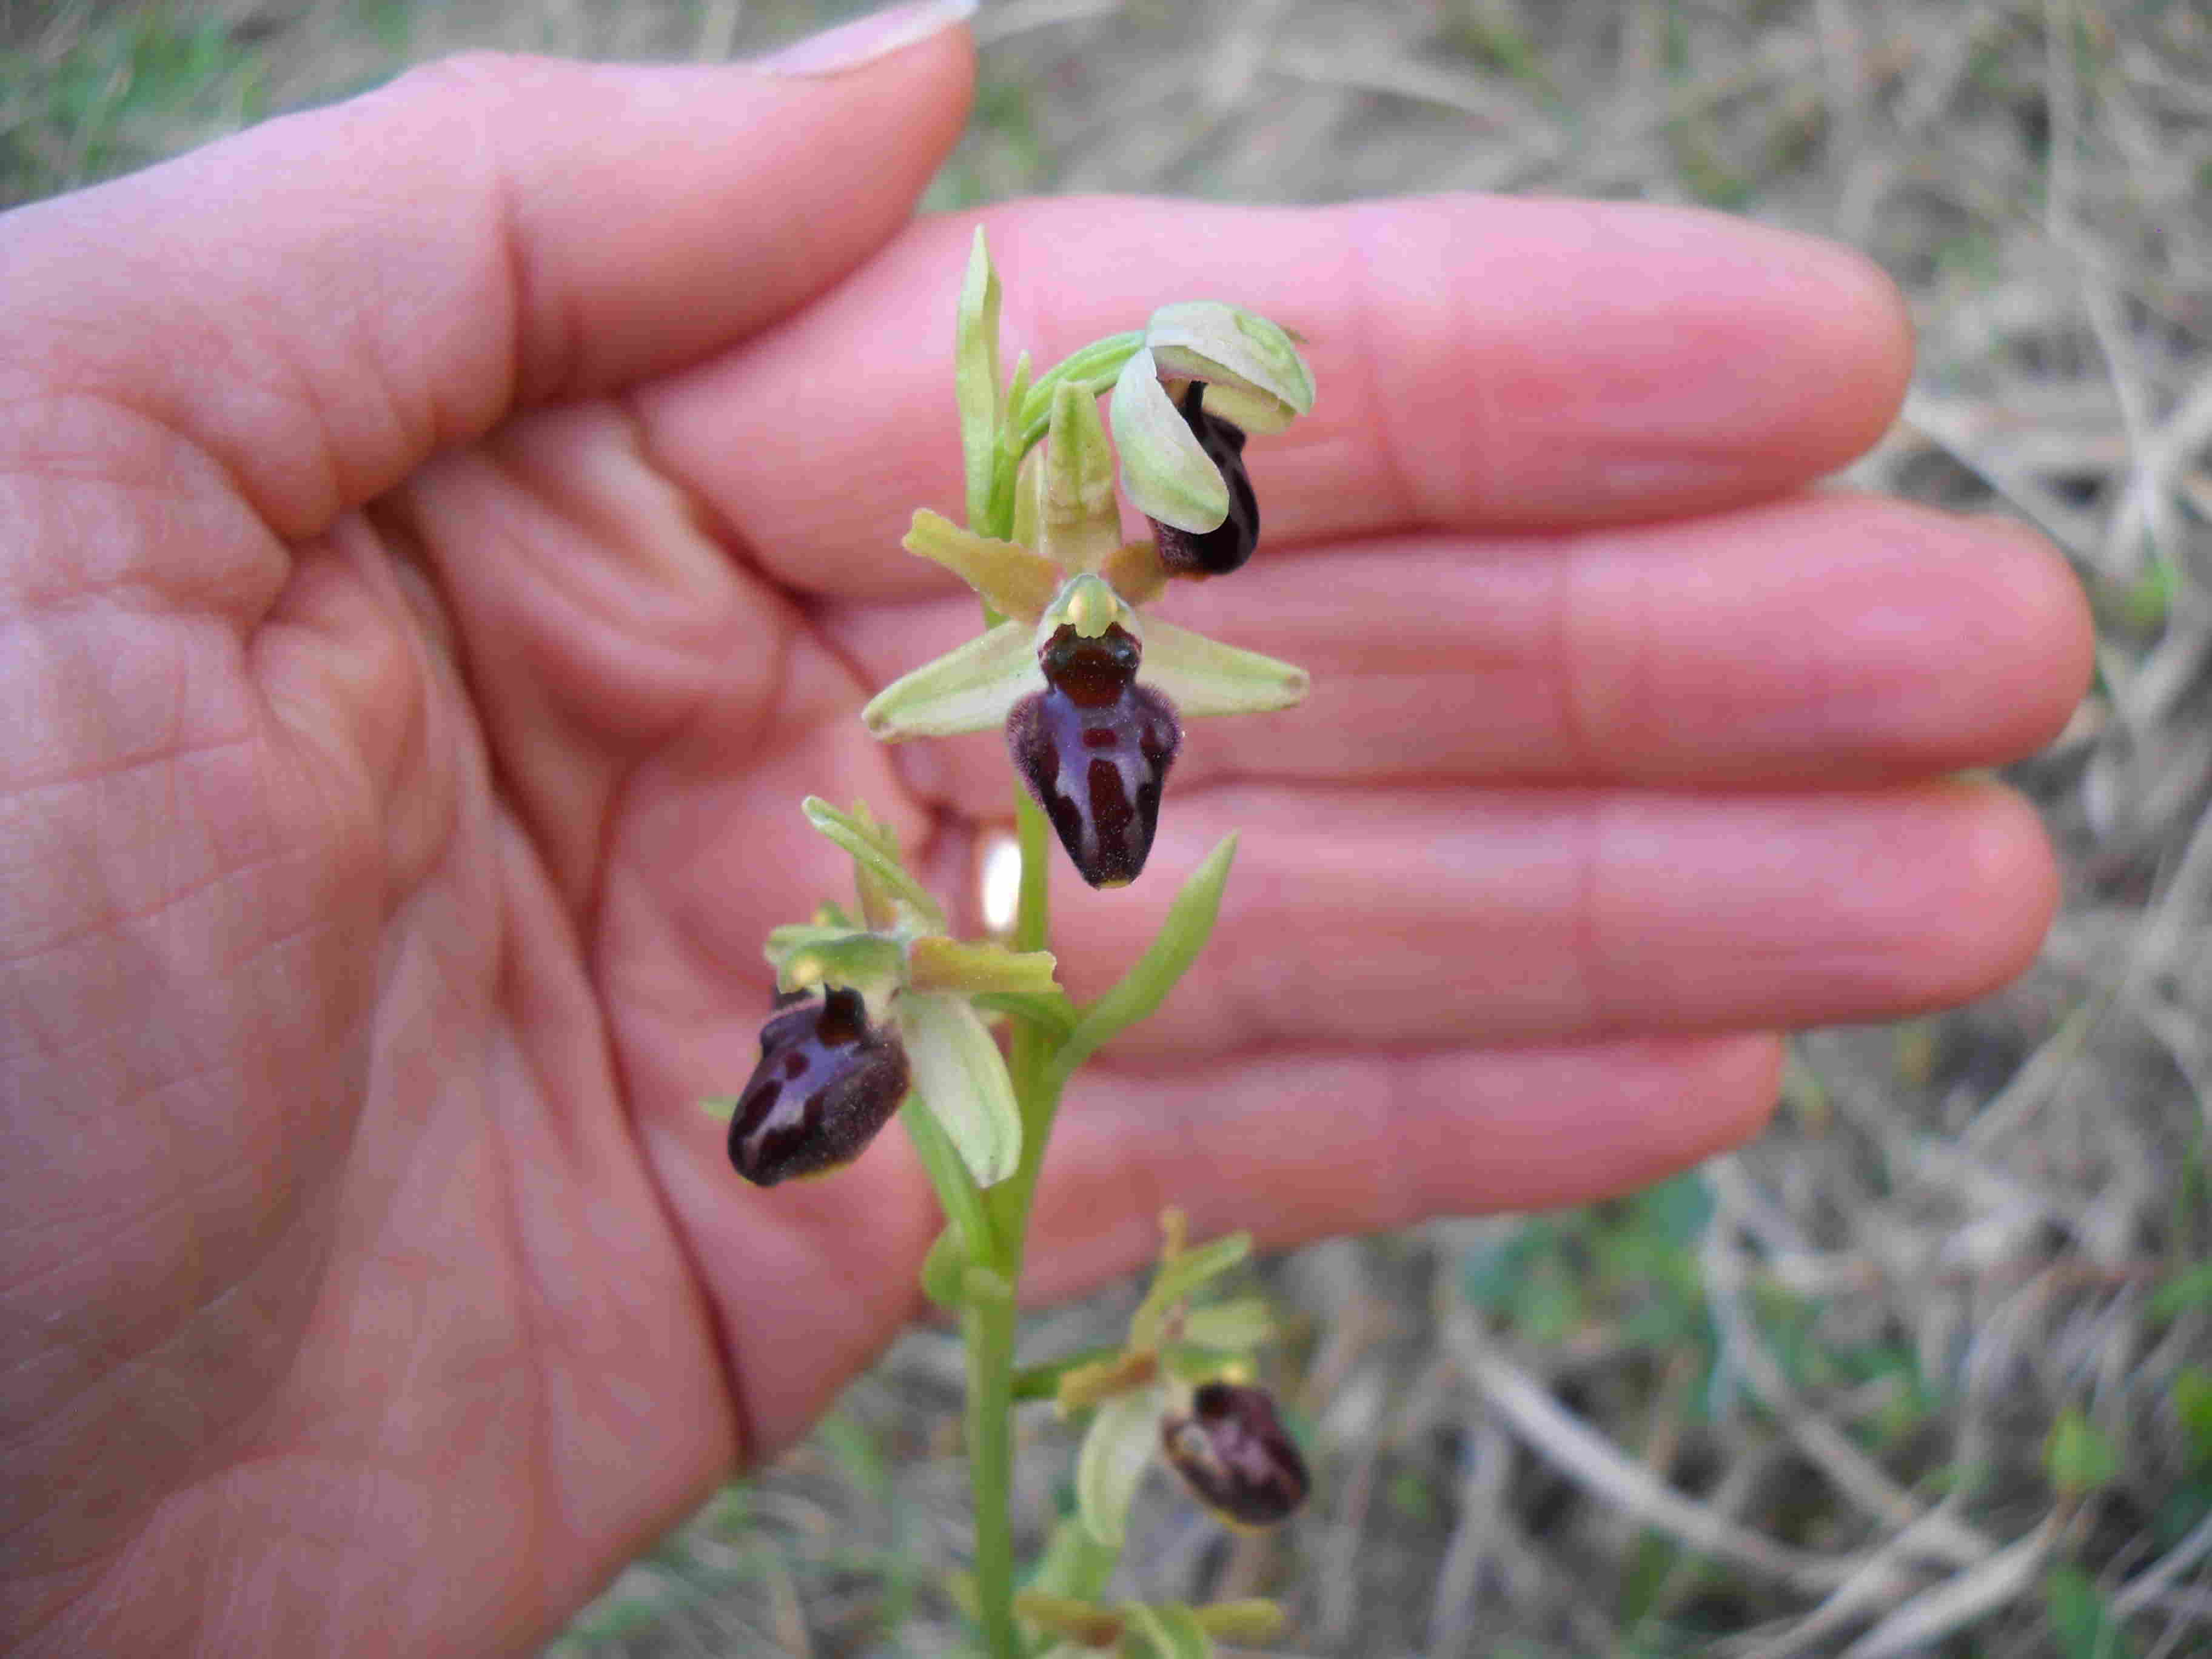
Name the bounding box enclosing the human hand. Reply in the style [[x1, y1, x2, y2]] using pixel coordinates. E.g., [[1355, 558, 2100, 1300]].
[[0, 16, 2090, 1658]]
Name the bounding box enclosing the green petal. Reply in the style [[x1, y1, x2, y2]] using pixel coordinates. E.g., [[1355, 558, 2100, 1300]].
[[861, 621, 1042, 740], [955, 227, 1002, 528], [1138, 618, 1309, 718], [1131, 1233, 1252, 1352], [1177, 1298, 1281, 1352], [897, 992, 1021, 1188], [764, 927, 903, 999], [1111, 347, 1230, 534], [1076, 1381, 1168, 1547], [903, 510, 1061, 622], [1039, 380, 1123, 573], [798, 799, 945, 931]]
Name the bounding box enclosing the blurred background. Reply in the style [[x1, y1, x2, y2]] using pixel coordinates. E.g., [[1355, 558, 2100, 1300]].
[[4, 2, 2208, 1654]]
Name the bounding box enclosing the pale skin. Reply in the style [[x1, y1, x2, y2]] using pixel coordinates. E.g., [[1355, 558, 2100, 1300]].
[[0, 31, 2093, 1659]]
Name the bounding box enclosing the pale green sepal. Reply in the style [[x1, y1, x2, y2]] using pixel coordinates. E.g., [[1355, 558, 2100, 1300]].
[[861, 621, 1042, 740], [1145, 300, 1315, 434], [1076, 1381, 1168, 1547], [769, 930, 903, 999], [1191, 1600, 1287, 1641], [955, 227, 1002, 528], [1041, 380, 1123, 573], [1136, 618, 1308, 718], [907, 935, 1060, 996], [1124, 1601, 1213, 1659], [1177, 1297, 1281, 1352], [903, 510, 1061, 622], [762, 921, 859, 965], [897, 992, 1022, 1188], [799, 799, 945, 931], [1039, 572, 1136, 643], [1111, 347, 1230, 534], [1131, 1235, 1253, 1352], [1051, 834, 1238, 1082]]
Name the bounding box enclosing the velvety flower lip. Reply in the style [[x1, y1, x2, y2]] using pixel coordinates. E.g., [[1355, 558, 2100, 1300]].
[[1007, 622, 1182, 888], [728, 985, 909, 1186], [1159, 1380, 1312, 1528]]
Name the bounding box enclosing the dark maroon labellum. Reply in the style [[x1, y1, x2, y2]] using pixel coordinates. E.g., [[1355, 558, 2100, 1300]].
[[1151, 381, 1258, 578], [1159, 1381, 1311, 1528], [728, 985, 910, 1187], [1006, 623, 1181, 890]]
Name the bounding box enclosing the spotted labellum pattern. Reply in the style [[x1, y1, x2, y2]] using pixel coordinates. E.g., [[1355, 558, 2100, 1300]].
[[1150, 382, 1258, 578], [1007, 623, 1182, 890], [728, 985, 910, 1187], [1159, 1381, 1312, 1528]]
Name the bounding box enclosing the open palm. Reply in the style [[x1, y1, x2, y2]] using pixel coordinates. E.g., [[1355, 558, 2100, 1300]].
[[0, 36, 2090, 1659]]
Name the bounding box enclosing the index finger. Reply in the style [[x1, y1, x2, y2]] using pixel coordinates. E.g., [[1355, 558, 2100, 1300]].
[[635, 193, 1912, 597]]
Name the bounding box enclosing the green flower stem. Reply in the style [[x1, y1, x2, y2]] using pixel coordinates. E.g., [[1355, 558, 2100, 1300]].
[[1009, 332, 1144, 455], [959, 332, 1150, 1656], [960, 1263, 1021, 1659], [899, 1094, 994, 1264]]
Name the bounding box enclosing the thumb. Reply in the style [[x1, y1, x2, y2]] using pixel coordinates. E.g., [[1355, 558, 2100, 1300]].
[[0, 8, 976, 541]]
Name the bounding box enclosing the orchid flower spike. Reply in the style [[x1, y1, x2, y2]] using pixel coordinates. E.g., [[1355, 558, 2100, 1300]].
[[865, 348, 1312, 888], [708, 800, 1057, 1190]]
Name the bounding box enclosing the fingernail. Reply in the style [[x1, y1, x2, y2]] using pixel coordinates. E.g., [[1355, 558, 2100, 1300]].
[[756, 0, 977, 76]]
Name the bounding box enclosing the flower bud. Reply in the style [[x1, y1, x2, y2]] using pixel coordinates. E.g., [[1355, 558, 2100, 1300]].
[[1005, 623, 1181, 889], [728, 985, 910, 1187], [1159, 1382, 1310, 1528], [1151, 383, 1259, 578]]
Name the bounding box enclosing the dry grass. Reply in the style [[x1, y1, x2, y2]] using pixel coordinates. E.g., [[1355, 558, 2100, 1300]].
[[5, 1, 2208, 1654]]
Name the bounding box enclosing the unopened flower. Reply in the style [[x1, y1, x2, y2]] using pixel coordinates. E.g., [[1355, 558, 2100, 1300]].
[[1159, 1381, 1310, 1528], [710, 800, 1057, 1190], [1110, 301, 1314, 579]]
